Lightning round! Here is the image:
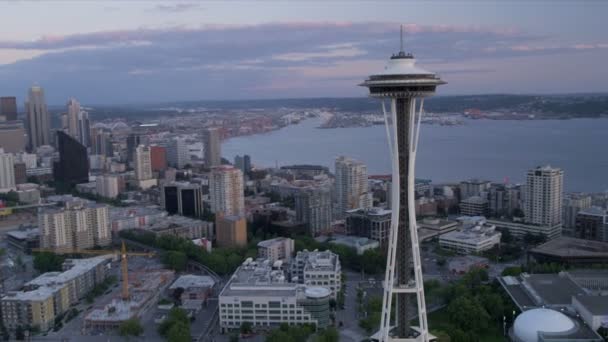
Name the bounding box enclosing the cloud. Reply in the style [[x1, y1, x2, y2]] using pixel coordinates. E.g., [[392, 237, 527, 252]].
[[150, 3, 202, 12], [0, 21, 606, 103]]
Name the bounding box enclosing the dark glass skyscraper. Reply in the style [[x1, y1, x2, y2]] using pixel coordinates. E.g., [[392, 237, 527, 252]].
[[0, 97, 17, 121], [53, 131, 89, 186]]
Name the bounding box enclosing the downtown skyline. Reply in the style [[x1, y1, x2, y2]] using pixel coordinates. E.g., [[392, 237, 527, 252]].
[[1, 1, 607, 105]]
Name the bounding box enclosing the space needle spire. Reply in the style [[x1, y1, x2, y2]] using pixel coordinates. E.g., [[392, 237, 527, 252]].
[[360, 27, 445, 342]]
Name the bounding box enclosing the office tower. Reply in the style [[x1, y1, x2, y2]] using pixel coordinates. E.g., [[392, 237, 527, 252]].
[[334, 156, 371, 219], [487, 183, 522, 218], [361, 27, 445, 341], [161, 182, 204, 218], [0, 97, 17, 121], [53, 131, 89, 186], [244, 155, 251, 175], [204, 128, 221, 167], [77, 110, 91, 147], [92, 129, 113, 157], [295, 187, 332, 236], [575, 207, 608, 242], [234, 155, 244, 173], [346, 208, 391, 246], [13, 162, 26, 184], [134, 145, 152, 180], [215, 214, 247, 248], [66, 98, 80, 139], [39, 199, 111, 251], [459, 179, 491, 200], [126, 133, 141, 163], [563, 193, 592, 237], [209, 165, 244, 216], [0, 121, 26, 153], [167, 138, 189, 169], [524, 166, 564, 227], [25, 85, 51, 150], [150, 145, 167, 172], [0, 149, 16, 192], [96, 174, 121, 199]]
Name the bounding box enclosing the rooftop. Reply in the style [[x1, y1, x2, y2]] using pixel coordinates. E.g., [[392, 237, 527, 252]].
[[26, 255, 112, 288], [257, 237, 292, 248], [574, 295, 608, 315], [530, 237, 608, 258], [221, 258, 299, 298], [169, 275, 215, 290]]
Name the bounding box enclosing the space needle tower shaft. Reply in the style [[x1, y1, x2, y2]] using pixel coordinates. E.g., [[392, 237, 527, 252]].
[[360, 26, 445, 342]]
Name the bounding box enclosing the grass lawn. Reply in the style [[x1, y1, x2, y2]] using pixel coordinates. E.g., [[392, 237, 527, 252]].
[[427, 308, 506, 342]]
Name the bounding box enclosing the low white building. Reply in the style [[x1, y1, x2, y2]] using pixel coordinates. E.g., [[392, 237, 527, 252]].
[[219, 258, 331, 333], [439, 217, 501, 254], [257, 237, 294, 263], [290, 250, 341, 299]]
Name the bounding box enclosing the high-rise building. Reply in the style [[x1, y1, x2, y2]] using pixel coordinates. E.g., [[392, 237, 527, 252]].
[[161, 182, 204, 218], [126, 133, 141, 163], [345, 207, 391, 247], [563, 193, 592, 237], [25, 85, 51, 150], [150, 145, 167, 172], [77, 110, 91, 147], [96, 174, 121, 199], [0, 148, 16, 192], [0, 97, 17, 121], [215, 214, 247, 248], [361, 28, 445, 340], [92, 129, 113, 157], [53, 131, 89, 186], [334, 156, 371, 219], [134, 145, 152, 181], [66, 98, 80, 139], [39, 199, 111, 251], [524, 166, 564, 227], [295, 187, 332, 236], [575, 207, 608, 242], [13, 162, 27, 184], [204, 128, 221, 167], [487, 183, 522, 218], [459, 179, 491, 200], [0, 121, 26, 153], [234, 154, 252, 176], [167, 138, 189, 169], [209, 165, 244, 216]]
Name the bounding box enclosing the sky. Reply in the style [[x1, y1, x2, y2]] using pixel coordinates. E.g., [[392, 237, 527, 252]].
[[1, 1, 607, 105]]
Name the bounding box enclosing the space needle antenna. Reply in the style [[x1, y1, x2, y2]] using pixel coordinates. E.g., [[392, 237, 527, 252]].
[[400, 24, 404, 52]]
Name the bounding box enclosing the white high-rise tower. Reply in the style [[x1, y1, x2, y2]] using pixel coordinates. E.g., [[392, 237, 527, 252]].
[[361, 27, 445, 342]]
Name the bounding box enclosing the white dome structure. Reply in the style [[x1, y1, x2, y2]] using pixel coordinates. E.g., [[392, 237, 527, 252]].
[[513, 308, 576, 342]]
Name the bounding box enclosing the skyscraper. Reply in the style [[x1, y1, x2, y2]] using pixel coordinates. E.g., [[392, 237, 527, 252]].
[[0, 97, 17, 121], [562, 193, 592, 236], [150, 145, 168, 172], [134, 145, 152, 181], [295, 187, 332, 236], [204, 128, 221, 167], [0, 121, 26, 153], [167, 138, 189, 169], [334, 156, 371, 219], [25, 85, 51, 150], [361, 27, 445, 341], [126, 133, 141, 163], [53, 131, 89, 186], [77, 110, 91, 147], [92, 129, 113, 157], [209, 165, 244, 216], [524, 165, 564, 227], [161, 182, 204, 218], [66, 98, 80, 139], [0, 149, 16, 192]]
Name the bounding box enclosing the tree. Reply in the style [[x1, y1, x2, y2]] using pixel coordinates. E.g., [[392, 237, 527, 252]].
[[162, 251, 188, 272], [501, 266, 523, 277], [240, 321, 253, 335], [167, 321, 191, 342], [500, 229, 514, 244], [314, 327, 339, 342], [119, 318, 143, 337], [159, 307, 190, 338], [447, 296, 490, 333], [33, 252, 65, 273]]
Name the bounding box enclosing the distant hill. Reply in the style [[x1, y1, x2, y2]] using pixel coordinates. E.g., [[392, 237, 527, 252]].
[[82, 94, 608, 120]]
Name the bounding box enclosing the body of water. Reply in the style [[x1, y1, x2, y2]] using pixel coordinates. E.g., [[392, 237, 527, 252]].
[[223, 118, 608, 192]]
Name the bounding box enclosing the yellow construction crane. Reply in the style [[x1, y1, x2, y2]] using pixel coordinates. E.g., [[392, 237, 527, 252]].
[[32, 241, 155, 301]]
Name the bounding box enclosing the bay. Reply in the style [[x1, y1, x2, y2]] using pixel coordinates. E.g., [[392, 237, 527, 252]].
[[223, 118, 608, 193]]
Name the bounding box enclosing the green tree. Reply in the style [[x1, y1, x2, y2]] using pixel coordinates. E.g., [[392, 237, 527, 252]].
[[159, 308, 190, 337], [240, 321, 253, 335], [119, 318, 143, 337], [447, 296, 490, 333], [314, 327, 339, 342], [501, 266, 523, 277], [33, 252, 65, 273], [167, 321, 191, 342], [162, 251, 188, 272]]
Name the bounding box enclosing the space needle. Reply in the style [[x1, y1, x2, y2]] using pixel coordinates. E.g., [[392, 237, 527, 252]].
[[361, 26, 445, 342]]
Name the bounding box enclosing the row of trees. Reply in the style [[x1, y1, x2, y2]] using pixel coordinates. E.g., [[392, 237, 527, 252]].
[[264, 323, 338, 342], [158, 307, 192, 342]]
